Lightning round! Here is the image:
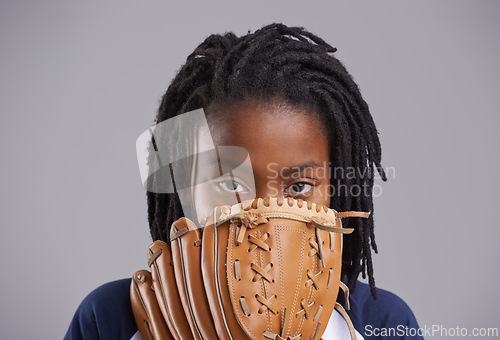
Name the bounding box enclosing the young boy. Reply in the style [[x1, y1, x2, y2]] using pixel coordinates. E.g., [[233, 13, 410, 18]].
[[65, 23, 422, 340]]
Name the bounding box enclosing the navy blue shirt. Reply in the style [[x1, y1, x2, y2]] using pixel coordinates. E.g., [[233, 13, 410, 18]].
[[65, 278, 423, 339]]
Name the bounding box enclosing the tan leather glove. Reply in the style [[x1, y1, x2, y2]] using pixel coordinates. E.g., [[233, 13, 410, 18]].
[[131, 197, 367, 340]]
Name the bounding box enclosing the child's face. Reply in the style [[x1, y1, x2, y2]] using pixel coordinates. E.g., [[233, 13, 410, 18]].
[[192, 102, 331, 220]]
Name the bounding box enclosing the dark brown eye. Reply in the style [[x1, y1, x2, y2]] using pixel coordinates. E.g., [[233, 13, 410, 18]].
[[289, 182, 313, 195]]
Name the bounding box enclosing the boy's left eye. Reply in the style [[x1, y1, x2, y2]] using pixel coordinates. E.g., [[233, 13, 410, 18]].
[[287, 182, 313, 195], [217, 179, 248, 193]]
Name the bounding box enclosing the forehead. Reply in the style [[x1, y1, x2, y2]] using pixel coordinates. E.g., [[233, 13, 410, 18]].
[[207, 103, 329, 173]]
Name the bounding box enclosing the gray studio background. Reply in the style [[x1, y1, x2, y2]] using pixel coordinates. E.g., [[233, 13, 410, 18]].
[[1, 1, 499, 339]]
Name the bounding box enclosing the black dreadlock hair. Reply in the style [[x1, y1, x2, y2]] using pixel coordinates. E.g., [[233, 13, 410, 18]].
[[146, 23, 387, 299]]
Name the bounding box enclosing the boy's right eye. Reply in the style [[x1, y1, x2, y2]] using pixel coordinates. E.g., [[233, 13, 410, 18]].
[[288, 182, 314, 196]]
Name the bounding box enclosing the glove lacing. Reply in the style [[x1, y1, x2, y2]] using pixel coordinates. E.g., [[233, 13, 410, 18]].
[[226, 197, 360, 340]]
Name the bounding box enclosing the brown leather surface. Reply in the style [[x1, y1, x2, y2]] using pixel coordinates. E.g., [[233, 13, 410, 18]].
[[148, 241, 192, 340], [170, 218, 218, 340], [130, 269, 173, 340], [201, 197, 348, 340], [131, 197, 365, 340], [222, 200, 342, 339], [202, 206, 251, 340]]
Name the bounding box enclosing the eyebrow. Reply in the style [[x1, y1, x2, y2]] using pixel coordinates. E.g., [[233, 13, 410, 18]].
[[279, 160, 323, 177], [207, 152, 249, 175]]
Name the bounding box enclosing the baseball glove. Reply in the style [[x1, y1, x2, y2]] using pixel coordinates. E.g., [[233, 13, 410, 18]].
[[130, 197, 369, 340]]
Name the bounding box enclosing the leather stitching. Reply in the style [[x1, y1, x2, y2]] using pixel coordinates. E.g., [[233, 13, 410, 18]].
[[275, 225, 306, 337], [255, 230, 270, 331], [228, 219, 257, 339], [277, 228, 285, 336]]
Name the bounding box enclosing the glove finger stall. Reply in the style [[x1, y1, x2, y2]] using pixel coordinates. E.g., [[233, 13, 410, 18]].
[[130, 269, 173, 340], [202, 207, 249, 340], [148, 241, 192, 340], [170, 218, 218, 340]]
